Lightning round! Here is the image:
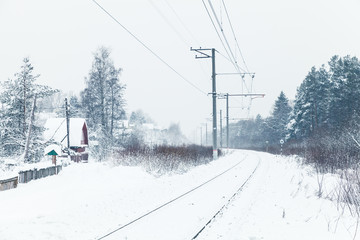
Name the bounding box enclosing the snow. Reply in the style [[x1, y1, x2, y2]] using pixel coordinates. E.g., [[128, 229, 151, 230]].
[[0, 158, 58, 180], [0, 150, 357, 239], [197, 154, 355, 240], [43, 118, 87, 147], [44, 144, 62, 156]]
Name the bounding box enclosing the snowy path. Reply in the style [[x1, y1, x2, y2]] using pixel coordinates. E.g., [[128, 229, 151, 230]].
[[197, 152, 355, 240], [0, 150, 356, 240], [100, 152, 260, 239]]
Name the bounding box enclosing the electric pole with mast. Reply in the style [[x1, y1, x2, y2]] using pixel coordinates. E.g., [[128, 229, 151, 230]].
[[65, 98, 70, 157], [220, 109, 223, 148], [191, 47, 218, 160], [218, 93, 265, 149]]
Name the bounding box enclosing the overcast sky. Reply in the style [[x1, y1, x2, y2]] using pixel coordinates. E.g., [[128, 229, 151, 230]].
[[1, 0, 360, 140]]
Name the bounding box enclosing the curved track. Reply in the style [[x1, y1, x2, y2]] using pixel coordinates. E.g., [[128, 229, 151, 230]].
[[96, 152, 261, 240], [191, 154, 261, 239]]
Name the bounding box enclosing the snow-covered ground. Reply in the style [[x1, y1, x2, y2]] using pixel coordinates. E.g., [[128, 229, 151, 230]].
[[0, 150, 357, 239], [0, 157, 62, 180]]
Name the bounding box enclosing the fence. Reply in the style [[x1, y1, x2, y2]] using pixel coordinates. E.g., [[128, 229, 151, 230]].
[[0, 176, 18, 191], [18, 165, 62, 184]]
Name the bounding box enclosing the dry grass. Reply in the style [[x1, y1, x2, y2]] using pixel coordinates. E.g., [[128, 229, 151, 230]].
[[113, 144, 222, 175]]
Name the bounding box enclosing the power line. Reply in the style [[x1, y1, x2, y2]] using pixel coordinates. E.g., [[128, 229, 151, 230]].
[[220, 0, 256, 96], [207, 0, 245, 73], [150, 0, 209, 79], [203, 0, 249, 93], [214, 51, 251, 106], [201, 0, 232, 68], [221, 0, 250, 73], [216, 50, 253, 96], [162, 0, 211, 78], [215, 49, 233, 65], [202, 0, 249, 97], [91, 0, 207, 95], [163, 0, 201, 46], [148, 0, 190, 47]]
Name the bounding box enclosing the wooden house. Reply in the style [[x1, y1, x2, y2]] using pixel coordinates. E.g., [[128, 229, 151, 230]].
[[44, 118, 89, 162]]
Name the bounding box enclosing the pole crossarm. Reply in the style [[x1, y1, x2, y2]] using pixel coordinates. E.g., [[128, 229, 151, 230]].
[[228, 118, 253, 121], [217, 72, 255, 76], [190, 47, 212, 58], [217, 92, 265, 149], [217, 93, 265, 99]]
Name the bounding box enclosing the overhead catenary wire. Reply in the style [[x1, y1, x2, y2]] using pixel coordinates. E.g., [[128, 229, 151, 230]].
[[215, 49, 234, 66], [207, 0, 245, 74], [215, 50, 251, 107], [215, 50, 251, 92], [162, 0, 212, 78], [150, 0, 210, 79], [221, 0, 250, 73], [204, 0, 240, 73], [148, 0, 190, 47], [201, 0, 233, 68], [204, 0, 250, 93], [91, 0, 207, 96], [201, 0, 248, 95], [220, 0, 256, 100], [216, 53, 255, 112], [163, 0, 201, 47]]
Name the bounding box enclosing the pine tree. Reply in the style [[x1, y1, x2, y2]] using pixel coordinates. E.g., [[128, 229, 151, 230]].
[[0, 58, 57, 160], [267, 91, 292, 142], [289, 66, 330, 138], [328, 55, 360, 129]]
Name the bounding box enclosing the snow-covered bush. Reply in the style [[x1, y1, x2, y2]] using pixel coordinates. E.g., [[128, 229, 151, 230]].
[[113, 144, 221, 175]]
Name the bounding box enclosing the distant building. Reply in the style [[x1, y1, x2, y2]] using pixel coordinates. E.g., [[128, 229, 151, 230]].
[[142, 123, 167, 146], [44, 118, 89, 162]]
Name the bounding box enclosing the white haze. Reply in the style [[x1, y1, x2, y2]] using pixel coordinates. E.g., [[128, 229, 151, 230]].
[[0, 0, 360, 139]]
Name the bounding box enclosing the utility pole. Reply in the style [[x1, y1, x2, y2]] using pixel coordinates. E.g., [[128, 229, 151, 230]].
[[191, 47, 218, 159], [218, 93, 265, 150], [205, 122, 208, 146], [211, 48, 217, 159], [220, 110, 223, 148], [65, 98, 70, 157], [226, 94, 229, 149]]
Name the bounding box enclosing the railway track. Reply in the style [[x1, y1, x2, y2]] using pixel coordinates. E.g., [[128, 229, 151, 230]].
[[96, 152, 261, 240], [191, 154, 261, 239]]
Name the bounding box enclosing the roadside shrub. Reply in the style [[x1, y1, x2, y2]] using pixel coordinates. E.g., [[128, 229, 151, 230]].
[[283, 131, 360, 173], [113, 144, 222, 175]]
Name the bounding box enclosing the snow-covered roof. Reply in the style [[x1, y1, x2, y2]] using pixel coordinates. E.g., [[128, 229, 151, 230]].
[[44, 118, 88, 147], [142, 123, 165, 131], [119, 120, 130, 129], [143, 123, 155, 130], [44, 144, 62, 156]]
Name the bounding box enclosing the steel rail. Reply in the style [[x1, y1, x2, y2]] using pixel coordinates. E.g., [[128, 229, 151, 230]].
[[96, 154, 249, 239], [191, 155, 261, 239]]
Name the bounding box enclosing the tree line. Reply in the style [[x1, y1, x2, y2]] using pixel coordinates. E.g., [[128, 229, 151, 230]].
[[0, 58, 57, 161], [228, 55, 360, 171], [0, 46, 187, 162]]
